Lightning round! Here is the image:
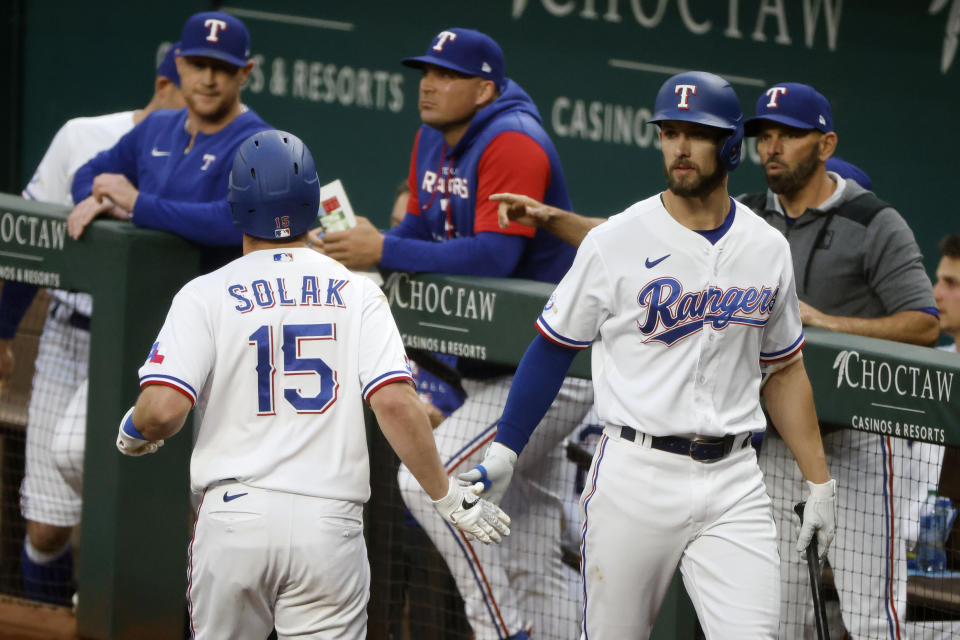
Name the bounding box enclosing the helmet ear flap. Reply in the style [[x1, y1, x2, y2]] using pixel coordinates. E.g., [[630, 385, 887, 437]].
[[718, 121, 744, 172]]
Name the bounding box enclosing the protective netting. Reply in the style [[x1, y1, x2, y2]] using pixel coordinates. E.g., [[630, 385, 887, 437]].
[[0, 285, 89, 608], [761, 426, 960, 640]]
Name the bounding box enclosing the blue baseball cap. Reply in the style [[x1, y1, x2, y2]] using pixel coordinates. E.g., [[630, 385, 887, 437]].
[[744, 82, 833, 136], [156, 42, 181, 87], [826, 157, 872, 190], [177, 11, 250, 68], [402, 28, 505, 90]]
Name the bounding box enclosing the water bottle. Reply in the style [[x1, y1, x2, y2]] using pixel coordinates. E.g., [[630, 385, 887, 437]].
[[936, 497, 956, 540], [918, 513, 947, 573]]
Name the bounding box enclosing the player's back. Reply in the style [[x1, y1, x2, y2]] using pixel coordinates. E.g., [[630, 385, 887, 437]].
[[140, 247, 410, 502]]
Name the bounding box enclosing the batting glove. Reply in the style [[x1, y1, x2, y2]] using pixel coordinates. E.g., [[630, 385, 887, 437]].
[[433, 477, 511, 544], [456, 442, 518, 506], [115, 407, 164, 457], [797, 478, 837, 561]]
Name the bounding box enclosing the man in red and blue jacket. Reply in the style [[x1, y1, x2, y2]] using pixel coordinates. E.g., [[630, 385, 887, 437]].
[[320, 28, 591, 640]]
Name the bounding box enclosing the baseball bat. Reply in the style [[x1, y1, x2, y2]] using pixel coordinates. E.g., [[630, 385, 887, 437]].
[[795, 501, 830, 640]]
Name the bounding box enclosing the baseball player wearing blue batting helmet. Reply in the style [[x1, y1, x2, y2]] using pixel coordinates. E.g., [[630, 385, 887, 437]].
[[650, 71, 745, 172], [118, 129, 511, 638], [229, 130, 320, 240]]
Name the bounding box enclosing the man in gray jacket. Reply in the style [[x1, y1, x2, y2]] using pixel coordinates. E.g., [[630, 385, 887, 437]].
[[740, 82, 938, 640]]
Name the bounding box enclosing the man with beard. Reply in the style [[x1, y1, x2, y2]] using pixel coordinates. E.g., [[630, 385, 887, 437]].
[[461, 71, 836, 638], [67, 11, 270, 247], [739, 82, 938, 640]]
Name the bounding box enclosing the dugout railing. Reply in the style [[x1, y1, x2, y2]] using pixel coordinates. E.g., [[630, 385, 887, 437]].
[[0, 194, 958, 638]]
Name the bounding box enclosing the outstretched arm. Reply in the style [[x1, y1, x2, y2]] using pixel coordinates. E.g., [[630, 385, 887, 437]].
[[491, 192, 605, 249]]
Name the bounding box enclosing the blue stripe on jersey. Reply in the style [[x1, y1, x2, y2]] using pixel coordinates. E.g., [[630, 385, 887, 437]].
[[140, 374, 198, 402], [362, 370, 413, 399], [536, 316, 592, 349], [917, 306, 939, 318], [760, 333, 805, 361]]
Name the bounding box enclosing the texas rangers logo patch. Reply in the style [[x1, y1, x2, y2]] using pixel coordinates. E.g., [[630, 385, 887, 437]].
[[636, 277, 778, 345]]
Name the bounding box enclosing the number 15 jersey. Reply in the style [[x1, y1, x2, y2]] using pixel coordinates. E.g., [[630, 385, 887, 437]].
[[138, 247, 413, 502]]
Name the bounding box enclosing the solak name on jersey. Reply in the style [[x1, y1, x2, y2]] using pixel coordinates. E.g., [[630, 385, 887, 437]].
[[228, 276, 351, 313]]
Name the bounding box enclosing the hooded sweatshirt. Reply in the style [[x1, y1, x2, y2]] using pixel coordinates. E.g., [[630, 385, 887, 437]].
[[383, 79, 575, 284]]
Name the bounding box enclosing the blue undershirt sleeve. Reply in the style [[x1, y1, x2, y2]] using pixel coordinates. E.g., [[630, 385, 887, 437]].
[[380, 231, 526, 277], [493, 334, 579, 454], [132, 196, 241, 246], [0, 282, 39, 339]]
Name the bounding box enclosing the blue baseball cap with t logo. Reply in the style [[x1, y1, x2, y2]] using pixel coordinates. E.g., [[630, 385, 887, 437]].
[[402, 28, 505, 91], [178, 11, 250, 68], [744, 82, 833, 136]]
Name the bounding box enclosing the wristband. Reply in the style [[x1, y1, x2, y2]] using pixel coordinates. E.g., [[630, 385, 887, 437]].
[[122, 409, 148, 440]]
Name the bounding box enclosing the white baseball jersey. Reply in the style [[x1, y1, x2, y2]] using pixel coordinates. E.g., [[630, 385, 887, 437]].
[[138, 247, 413, 501], [536, 194, 804, 438], [22, 110, 135, 315]]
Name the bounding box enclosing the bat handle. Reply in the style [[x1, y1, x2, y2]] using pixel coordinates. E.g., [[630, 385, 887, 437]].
[[795, 501, 830, 640]]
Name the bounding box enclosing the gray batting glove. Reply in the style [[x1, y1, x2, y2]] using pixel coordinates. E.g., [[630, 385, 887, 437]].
[[456, 442, 518, 506], [797, 478, 837, 561], [115, 407, 164, 457], [433, 477, 511, 544]]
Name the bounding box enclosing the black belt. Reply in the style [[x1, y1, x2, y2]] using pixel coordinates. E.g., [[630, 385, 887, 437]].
[[50, 303, 91, 331], [619, 426, 749, 463]]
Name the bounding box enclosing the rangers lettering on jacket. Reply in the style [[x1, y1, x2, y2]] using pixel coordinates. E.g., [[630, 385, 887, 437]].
[[636, 277, 778, 346], [421, 170, 470, 199]]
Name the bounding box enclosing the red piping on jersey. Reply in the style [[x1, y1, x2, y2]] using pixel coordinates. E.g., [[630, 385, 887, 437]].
[[445, 430, 497, 474], [460, 530, 511, 637], [364, 376, 415, 405], [536, 323, 589, 350], [141, 379, 196, 406], [758, 339, 806, 363]]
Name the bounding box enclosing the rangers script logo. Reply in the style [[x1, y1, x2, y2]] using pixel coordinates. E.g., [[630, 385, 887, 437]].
[[636, 277, 778, 345]]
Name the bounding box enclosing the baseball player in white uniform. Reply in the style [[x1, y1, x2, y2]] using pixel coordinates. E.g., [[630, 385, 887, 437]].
[[459, 72, 838, 638], [0, 44, 182, 604], [115, 130, 510, 639]]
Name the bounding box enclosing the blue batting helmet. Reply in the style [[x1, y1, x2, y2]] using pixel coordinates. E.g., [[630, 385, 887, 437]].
[[649, 71, 744, 171], [228, 130, 319, 240]]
